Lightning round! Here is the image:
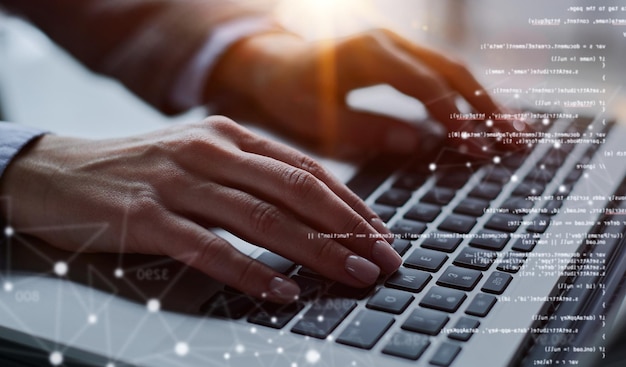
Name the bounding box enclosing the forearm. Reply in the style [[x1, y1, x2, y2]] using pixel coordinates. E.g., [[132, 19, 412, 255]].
[[0, 0, 281, 114]]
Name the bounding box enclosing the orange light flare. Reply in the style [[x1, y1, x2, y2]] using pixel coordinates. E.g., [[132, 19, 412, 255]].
[[274, 0, 391, 153]]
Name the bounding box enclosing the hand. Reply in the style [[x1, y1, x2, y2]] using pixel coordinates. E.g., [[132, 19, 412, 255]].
[[210, 29, 515, 156], [0, 116, 401, 303]]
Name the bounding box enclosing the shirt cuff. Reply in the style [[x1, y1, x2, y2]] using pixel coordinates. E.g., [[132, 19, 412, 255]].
[[0, 122, 47, 179], [170, 16, 284, 110]]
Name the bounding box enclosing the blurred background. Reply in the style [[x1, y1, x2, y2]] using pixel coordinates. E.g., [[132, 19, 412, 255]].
[[0, 0, 624, 137]]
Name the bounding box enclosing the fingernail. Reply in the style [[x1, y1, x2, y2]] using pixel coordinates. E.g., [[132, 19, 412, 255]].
[[345, 255, 380, 284], [269, 277, 300, 302], [370, 217, 394, 243], [385, 129, 418, 154], [372, 240, 402, 274]]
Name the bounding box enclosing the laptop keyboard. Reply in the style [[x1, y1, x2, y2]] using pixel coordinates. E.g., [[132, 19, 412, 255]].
[[201, 113, 614, 366]]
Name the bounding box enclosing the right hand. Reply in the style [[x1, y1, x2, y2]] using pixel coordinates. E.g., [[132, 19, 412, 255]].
[[0, 116, 402, 303]]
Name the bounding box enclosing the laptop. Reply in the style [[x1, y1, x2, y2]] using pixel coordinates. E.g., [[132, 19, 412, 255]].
[[2, 7, 626, 367]]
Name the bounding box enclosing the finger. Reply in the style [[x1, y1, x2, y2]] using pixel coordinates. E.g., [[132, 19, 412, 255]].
[[209, 154, 401, 273], [176, 183, 389, 285], [151, 213, 301, 303], [234, 126, 394, 238], [379, 29, 502, 115]]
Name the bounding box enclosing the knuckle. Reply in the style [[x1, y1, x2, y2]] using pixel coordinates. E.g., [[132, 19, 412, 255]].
[[127, 189, 161, 223], [249, 201, 281, 235], [195, 234, 230, 269], [235, 258, 264, 292], [286, 168, 319, 199], [342, 213, 370, 238], [313, 238, 340, 264], [299, 155, 326, 178]]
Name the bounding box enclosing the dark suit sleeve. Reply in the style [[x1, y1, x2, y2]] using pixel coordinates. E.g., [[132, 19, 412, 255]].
[[0, 0, 280, 114]]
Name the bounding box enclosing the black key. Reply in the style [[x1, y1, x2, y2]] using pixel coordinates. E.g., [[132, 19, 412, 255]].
[[291, 298, 356, 338], [500, 197, 534, 213], [497, 252, 526, 273], [404, 203, 441, 223], [430, 342, 462, 367], [367, 288, 414, 314], [483, 166, 513, 185], [422, 232, 462, 253], [484, 213, 522, 232], [422, 187, 456, 205], [438, 214, 476, 234], [470, 229, 510, 251], [256, 252, 295, 275], [336, 310, 394, 349], [511, 236, 537, 252], [454, 198, 489, 217], [436, 266, 482, 291], [201, 292, 256, 319], [513, 181, 544, 197], [405, 248, 448, 272], [385, 268, 432, 292], [501, 153, 526, 168], [526, 214, 550, 233], [327, 283, 375, 300], [437, 172, 471, 189], [390, 219, 427, 240], [291, 275, 325, 300], [543, 199, 563, 216], [465, 293, 497, 317], [482, 271, 513, 294], [382, 332, 430, 360], [371, 204, 396, 223], [564, 168, 583, 183], [469, 182, 501, 200], [248, 302, 304, 329], [376, 188, 412, 207], [390, 239, 412, 256], [526, 167, 557, 183], [401, 308, 449, 335], [393, 173, 428, 190], [298, 267, 325, 280], [454, 247, 497, 271], [420, 286, 467, 313], [448, 317, 480, 341]]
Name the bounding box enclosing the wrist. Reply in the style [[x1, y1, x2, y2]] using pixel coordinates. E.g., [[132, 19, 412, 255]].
[[208, 32, 307, 101]]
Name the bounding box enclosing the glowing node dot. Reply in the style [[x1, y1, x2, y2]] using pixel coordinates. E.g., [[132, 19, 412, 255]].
[[147, 299, 160, 313], [254, 352, 260, 357], [528, 143, 533, 148], [4, 226, 14, 237], [584, 173, 589, 179], [429, 163, 437, 172], [49, 351, 63, 366], [511, 175, 519, 182], [175, 342, 189, 356], [261, 292, 268, 299], [224, 353, 231, 360], [250, 327, 257, 334], [268, 338, 273, 344], [235, 344, 245, 354], [482, 146, 488, 152], [514, 94, 520, 99], [106, 363, 116, 367], [466, 162, 471, 168], [475, 90, 482, 96], [305, 349, 321, 364], [588, 200, 594, 206], [554, 141, 561, 149], [588, 125, 593, 130], [531, 189, 537, 195], [277, 347, 284, 354], [4, 282, 13, 292], [559, 185, 567, 193], [292, 363, 299, 367], [54, 262, 68, 276], [540, 164, 546, 170], [271, 316, 278, 324], [542, 118, 550, 126], [317, 315, 324, 323], [493, 156, 501, 164], [352, 362, 358, 366], [326, 335, 334, 342], [88, 314, 98, 325], [114, 268, 124, 278], [486, 119, 494, 127], [461, 132, 468, 139]]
